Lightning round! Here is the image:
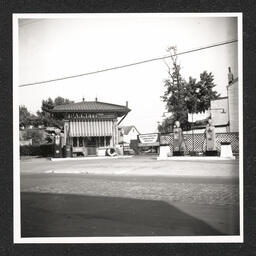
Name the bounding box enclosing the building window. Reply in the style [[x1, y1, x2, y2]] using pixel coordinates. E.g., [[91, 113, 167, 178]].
[[73, 137, 77, 147], [79, 137, 83, 147], [99, 137, 104, 147], [106, 136, 111, 146]]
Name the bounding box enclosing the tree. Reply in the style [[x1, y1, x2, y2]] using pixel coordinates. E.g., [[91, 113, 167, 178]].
[[42, 97, 54, 111], [185, 72, 220, 114], [22, 129, 45, 145], [19, 105, 39, 128], [185, 77, 199, 114], [161, 46, 189, 130], [37, 96, 74, 128], [53, 96, 73, 106], [158, 115, 176, 134], [196, 71, 220, 112], [160, 47, 220, 133], [19, 105, 31, 127]]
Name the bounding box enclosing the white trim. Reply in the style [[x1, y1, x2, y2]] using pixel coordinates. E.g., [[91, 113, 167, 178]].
[[13, 14, 21, 243], [14, 235, 243, 244], [14, 13, 243, 19], [238, 13, 244, 242]]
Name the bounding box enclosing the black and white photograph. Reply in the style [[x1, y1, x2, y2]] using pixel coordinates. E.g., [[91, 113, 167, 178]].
[[13, 13, 243, 243]]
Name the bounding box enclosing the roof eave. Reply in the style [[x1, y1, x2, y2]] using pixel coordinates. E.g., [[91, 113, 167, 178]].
[[49, 108, 131, 114]]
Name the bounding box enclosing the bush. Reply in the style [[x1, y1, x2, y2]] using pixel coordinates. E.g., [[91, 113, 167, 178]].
[[20, 144, 53, 157], [40, 144, 54, 157], [22, 129, 45, 145]]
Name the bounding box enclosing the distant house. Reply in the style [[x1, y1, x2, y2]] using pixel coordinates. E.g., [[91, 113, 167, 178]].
[[118, 125, 140, 144]]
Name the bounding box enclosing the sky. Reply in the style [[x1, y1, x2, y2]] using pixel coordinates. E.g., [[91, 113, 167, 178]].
[[17, 14, 238, 133]]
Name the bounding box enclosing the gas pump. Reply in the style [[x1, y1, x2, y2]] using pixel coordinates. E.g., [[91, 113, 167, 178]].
[[173, 121, 184, 156], [205, 119, 218, 156], [53, 133, 62, 158]]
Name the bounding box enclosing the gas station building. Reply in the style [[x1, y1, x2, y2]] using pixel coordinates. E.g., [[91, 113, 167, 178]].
[[48, 99, 130, 157]]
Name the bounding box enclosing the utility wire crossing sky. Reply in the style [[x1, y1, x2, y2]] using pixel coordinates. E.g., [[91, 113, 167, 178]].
[[17, 16, 239, 133], [19, 39, 237, 88]]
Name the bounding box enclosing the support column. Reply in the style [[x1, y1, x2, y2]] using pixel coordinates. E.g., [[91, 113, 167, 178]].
[[113, 120, 115, 146], [110, 120, 114, 147], [64, 120, 69, 145], [114, 119, 118, 147]]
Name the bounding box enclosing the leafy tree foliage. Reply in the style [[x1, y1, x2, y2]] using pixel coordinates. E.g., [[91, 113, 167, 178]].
[[19, 105, 39, 127], [161, 46, 189, 130], [196, 71, 220, 112], [37, 96, 74, 128], [41, 96, 73, 111], [19, 105, 31, 127], [160, 46, 220, 133], [158, 116, 176, 134], [185, 72, 220, 114], [20, 97, 74, 129], [22, 129, 45, 145]]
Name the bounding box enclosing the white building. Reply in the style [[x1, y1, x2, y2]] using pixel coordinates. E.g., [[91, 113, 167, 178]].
[[210, 97, 229, 133], [210, 71, 238, 133], [118, 125, 140, 144], [227, 77, 239, 132]]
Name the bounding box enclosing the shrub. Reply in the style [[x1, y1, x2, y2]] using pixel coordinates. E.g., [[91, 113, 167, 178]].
[[22, 129, 45, 145], [20, 144, 53, 157]]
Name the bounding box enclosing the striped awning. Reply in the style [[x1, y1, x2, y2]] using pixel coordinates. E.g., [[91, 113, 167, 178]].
[[69, 120, 114, 137]]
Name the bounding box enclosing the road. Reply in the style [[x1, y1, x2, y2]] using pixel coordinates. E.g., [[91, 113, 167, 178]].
[[20, 156, 240, 237]]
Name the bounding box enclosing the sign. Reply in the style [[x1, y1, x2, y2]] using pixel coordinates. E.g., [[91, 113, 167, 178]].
[[138, 133, 159, 144]]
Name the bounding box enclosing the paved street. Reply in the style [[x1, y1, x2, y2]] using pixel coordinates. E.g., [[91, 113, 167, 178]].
[[20, 156, 240, 237]]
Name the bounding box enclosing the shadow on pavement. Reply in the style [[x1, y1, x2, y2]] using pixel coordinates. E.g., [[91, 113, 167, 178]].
[[21, 192, 232, 237]]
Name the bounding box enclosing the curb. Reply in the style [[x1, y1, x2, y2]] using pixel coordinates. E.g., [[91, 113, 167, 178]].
[[50, 156, 133, 161], [157, 156, 236, 161]]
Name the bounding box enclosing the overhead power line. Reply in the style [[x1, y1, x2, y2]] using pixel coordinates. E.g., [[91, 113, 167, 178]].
[[19, 39, 238, 88]]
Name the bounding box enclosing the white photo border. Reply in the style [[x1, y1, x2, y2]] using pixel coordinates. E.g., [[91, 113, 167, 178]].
[[13, 12, 243, 244]]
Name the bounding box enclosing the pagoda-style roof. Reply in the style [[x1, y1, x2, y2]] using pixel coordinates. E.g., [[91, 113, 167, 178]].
[[47, 100, 131, 117]]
